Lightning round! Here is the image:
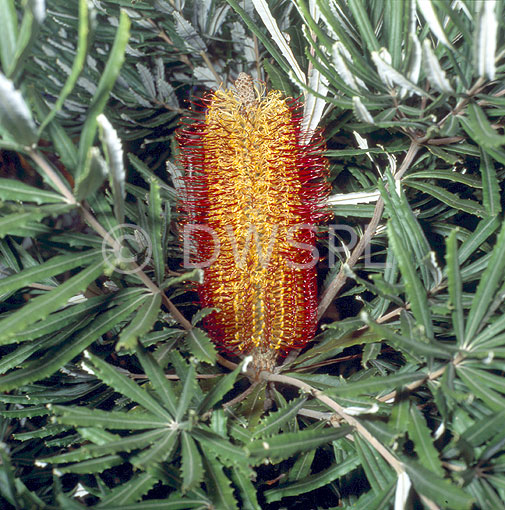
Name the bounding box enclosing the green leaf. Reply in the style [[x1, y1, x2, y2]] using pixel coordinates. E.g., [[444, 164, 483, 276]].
[[117, 292, 161, 350], [57, 455, 123, 474], [405, 181, 485, 217], [92, 501, 205, 510], [98, 114, 125, 224], [96, 473, 157, 507], [77, 10, 130, 179], [0, 249, 101, 296], [38, 0, 91, 134], [480, 149, 501, 216], [50, 405, 169, 430], [135, 344, 178, 418], [446, 229, 464, 345], [456, 365, 505, 411], [404, 170, 482, 188], [325, 372, 424, 397], [197, 363, 243, 413], [201, 449, 238, 510], [354, 433, 394, 492], [181, 431, 204, 493], [387, 222, 434, 339], [0, 0, 18, 73], [404, 459, 474, 510], [460, 102, 505, 149], [408, 405, 444, 476], [175, 360, 197, 421], [253, 396, 307, 438], [185, 327, 217, 364], [247, 426, 352, 463], [0, 73, 37, 145], [83, 351, 172, 421], [44, 428, 168, 464], [74, 147, 108, 201], [0, 295, 143, 390], [0, 259, 105, 343], [464, 219, 505, 345], [131, 429, 179, 468], [0, 178, 64, 204], [265, 454, 360, 503], [230, 466, 260, 510], [148, 178, 164, 284], [192, 427, 248, 467], [347, 0, 380, 53], [462, 409, 505, 446], [0, 203, 74, 238]]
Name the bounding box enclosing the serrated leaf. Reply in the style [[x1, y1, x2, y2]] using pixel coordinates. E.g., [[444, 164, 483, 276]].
[[84, 351, 172, 421], [185, 327, 217, 364], [50, 405, 169, 430], [422, 39, 453, 93], [136, 63, 156, 99], [58, 454, 123, 474], [456, 365, 505, 411], [201, 449, 238, 510], [192, 427, 247, 467], [253, 396, 307, 438], [247, 426, 352, 463], [480, 150, 501, 216], [404, 458, 474, 510], [230, 466, 260, 510], [175, 360, 197, 421], [460, 102, 505, 149], [446, 229, 464, 345], [44, 428, 168, 464], [0, 249, 101, 296], [135, 344, 178, 418], [97, 473, 158, 507], [75, 147, 108, 201], [197, 363, 242, 413], [117, 292, 161, 350], [464, 219, 505, 345], [354, 433, 394, 492], [148, 178, 164, 283], [0, 178, 64, 204], [408, 405, 444, 476], [181, 431, 203, 493], [0, 294, 143, 390], [77, 10, 130, 180], [0, 259, 105, 344], [0, 203, 75, 238], [131, 429, 178, 468], [0, 72, 37, 145], [173, 12, 206, 52], [265, 454, 360, 503]]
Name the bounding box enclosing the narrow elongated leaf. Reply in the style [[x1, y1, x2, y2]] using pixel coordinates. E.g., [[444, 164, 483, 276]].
[[464, 219, 505, 344], [247, 426, 352, 463], [0, 178, 64, 204], [135, 345, 178, 418], [387, 222, 434, 339], [96, 473, 157, 507], [117, 292, 161, 350], [39, 0, 90, 133], [0, 0, 18, 72], [58, 455, 123, 474], [131, 429, 178, 468], [253, 397, 307, 438], [480, 150, 501, 216], [0, 259, 105, 343], [192, 427, 247, 466], [181, 431, 203, 492], [0, 249, 101, 296], [0, 295, 143, 390], [201, 449, 238, 510], [197, 363, 242, 413], [354, 433, 394, 492], [460, 103, 505, 149], [266, 454, 360, 503], [44, 428, 168, 464], [0, 72, 36, 145], [74, 147, 108, 201], [231, 466, 260, 510], [83, 351, 172, 421], [0, 203, 74, 238], [446, 229, 464, 345], [185, 327, 217, 364], [148, 178, 164, 283], [77, 10, 130, 179], [456, 366, 505, 411], [94, 501, 205, 510], [408, 405, 444, 476], [404, 459, 474, 510], [462, 409, 505, 446], [50, 405, 169, 430]]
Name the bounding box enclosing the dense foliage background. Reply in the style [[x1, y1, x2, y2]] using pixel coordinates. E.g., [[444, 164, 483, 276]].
[[1, 1, 505, 508]]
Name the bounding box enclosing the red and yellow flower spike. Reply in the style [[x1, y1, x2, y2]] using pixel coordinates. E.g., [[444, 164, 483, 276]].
[[177, 73, 330, 369]]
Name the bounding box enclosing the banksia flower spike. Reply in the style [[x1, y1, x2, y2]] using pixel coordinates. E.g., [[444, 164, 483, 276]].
[[177, 73, 330, 370]]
